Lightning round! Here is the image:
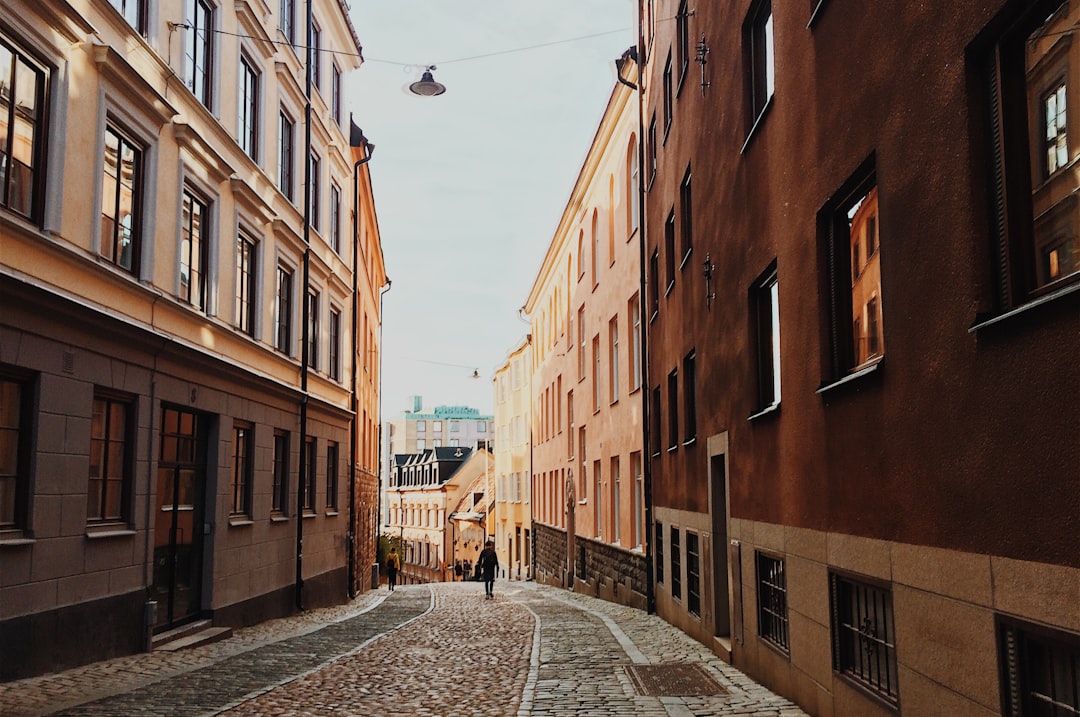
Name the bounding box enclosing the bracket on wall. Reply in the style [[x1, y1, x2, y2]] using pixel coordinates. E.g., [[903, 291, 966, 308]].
[[703, 253, 716, 310], [695, 33, 710, 96]]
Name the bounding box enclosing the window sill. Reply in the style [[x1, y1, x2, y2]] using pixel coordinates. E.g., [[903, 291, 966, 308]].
[[0, 534, 34, 547], [649, 311, 658, 324], [741, 96, 774, 155], [271, 514, 290, 523], [816, 359, 882, 396], [748, 402, 781, 422], [679, 249, 693, 271], [682, 436, 697, 447], [665, 282, 675, 297], [629, 386, 642, 396], [325, 510, 339, 517], [609, 398, 619, 407], [969, 279, 1080, 333], [86, 528, 136, 540], [667, 445, 678, 453], [228, 518, 254, 527]]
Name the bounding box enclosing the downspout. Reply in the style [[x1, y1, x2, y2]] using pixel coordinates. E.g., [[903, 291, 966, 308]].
[[627, 31, 655, 614], [296, 0, 314, 612], [375, 280, 391, 576], [348, 125, 376, 598]]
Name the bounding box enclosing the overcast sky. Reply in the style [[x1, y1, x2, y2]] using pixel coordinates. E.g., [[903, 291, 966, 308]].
[[345, 1, 636, 417]]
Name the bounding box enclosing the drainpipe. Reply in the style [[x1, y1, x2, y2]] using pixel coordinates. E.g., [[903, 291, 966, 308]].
[[348, 122, 376, 598], [375, 278, 391, 584], [296, 0, 314, 612]]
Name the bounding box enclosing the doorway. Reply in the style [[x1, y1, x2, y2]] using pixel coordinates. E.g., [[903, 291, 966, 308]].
[[710, 454, 731, 639], [151, 407, 207, 631]]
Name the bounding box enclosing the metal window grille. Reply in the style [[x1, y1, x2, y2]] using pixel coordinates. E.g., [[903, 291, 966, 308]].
[[655, 521, 664, 584], [1000, 619, 1080, 717], [687, 532, 700, 616], [830, 573, 898, 703], [670, 526, 682, 600], [756, 551, 788, 652]]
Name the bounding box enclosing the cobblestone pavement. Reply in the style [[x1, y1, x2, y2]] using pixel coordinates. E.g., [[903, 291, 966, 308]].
[[0, 582, 807, 717]]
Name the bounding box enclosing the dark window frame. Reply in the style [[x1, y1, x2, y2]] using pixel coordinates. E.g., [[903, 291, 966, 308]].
[[686, 530, 700, 616], [756, 550, 789, 653], [655, 520, 664, 584], [663, 50, 673, 141], [87, 391, 134, 525], [109, 0, 147, 35], [302, 435, 316, 513], [328, 306, 341, 380], [280, 0, 295, 45], [272, 428, 289, 515], [682, 350, 696, 443], [664, 209, 676, 294], [667, 368, 679, 451], [997, 615, 1080, 717], [101, 123, 143, 275], [670, 525, 682, 600], [680, 164, 693, 265], [307, 289, 319, 370], [0, 368, 34, 531], [239, 53, 259, 161], [180, 187, 210, 312], [676, 0, 690, 93], [235, 232, 257, 336], [743, 0, 775, 141], [752, 261, 781, 412], [325, 440, 339, 510], [830, 571, 899, 705], [184, 0, 214, 109], [0, 32, 50, 223], [278, 110, 294, 201], [231, 421, 253, 517], [275, 263, 294, 354]]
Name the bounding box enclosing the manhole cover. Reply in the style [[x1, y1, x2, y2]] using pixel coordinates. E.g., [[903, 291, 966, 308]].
[[624, 663, 729, 697]]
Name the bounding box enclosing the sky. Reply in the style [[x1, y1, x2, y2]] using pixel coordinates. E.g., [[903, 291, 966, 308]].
[[345, 1, 636, 417]]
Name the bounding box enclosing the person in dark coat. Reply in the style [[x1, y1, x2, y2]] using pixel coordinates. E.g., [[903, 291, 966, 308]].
[[478, 539, 499, 598], [386, 547, 400, 591]]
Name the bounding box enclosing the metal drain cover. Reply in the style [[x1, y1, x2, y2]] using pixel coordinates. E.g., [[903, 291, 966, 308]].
[[625, 663, 729, 697]]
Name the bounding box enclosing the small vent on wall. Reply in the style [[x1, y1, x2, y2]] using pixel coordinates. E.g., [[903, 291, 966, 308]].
[[62, 351, 75, 374]]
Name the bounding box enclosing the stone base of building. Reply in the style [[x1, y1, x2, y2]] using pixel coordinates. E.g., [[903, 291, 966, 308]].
[[533, 522, 647, 610], [0, 589, 147, 681], [213, 566, 347, 629]]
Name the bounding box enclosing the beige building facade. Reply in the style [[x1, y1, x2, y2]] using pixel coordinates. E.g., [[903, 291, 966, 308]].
[[0, 0, 384, 679], [522, 52, 647, 608], [492, 338, 531, 579]]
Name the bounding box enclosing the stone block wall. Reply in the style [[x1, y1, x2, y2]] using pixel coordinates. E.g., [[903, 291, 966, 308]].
[[533, 522, 647, 610]]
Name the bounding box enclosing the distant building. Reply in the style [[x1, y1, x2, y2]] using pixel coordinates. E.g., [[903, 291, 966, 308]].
[[522, 50, 647, 609], [0, 0, 383, 679], [387, 447, 491, 584], [493, 339, 533, 580], [381, 399, 493, 528], [638, 1, 1079, 715]]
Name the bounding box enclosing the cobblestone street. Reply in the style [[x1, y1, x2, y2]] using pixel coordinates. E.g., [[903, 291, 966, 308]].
[[0, 582, 806, 717]]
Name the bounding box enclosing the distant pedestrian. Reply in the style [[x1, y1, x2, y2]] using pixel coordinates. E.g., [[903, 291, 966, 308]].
[[454, 561, 463, 581], [478, 539, 499, 599], [386, 548, 400, 591]]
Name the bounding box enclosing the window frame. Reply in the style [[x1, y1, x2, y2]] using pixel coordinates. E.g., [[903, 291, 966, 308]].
[[302, 435, 316, 513], [235, 232, 257, 336], [829, 571, 899, 705], [608, 315, 619, 404], [278, 110, 295, 201], [180, 187, 210, 312], [231, 421, 254, 518], [275, 263, 294, 355], [272, 429, 289, 515], [670, 525, 682, 600], [682, 350, 696, 443], [307, 288, 319, 370], [0, 368, 34, 532], [756, 550, 789, 653], [87, 391, 134, 526], [0, 32, 50, 223], [184, 0, 215, 109], [676, 0, 690, 93], [680, 164, 693, 265], [744, 0, 775, 133], [100, 123, 144, 275], [751, 262, 781, 414], [687, 531, 700, 616], [328, 306, 341, 380], [997, 615, 1080, 717], [239, 52, 260, 162]]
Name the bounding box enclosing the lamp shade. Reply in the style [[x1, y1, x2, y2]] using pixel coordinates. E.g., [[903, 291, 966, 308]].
[[409, 68, 446, 96]]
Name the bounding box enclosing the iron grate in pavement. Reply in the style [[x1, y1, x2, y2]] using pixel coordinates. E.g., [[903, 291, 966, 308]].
[[624, 663, 729, 697]]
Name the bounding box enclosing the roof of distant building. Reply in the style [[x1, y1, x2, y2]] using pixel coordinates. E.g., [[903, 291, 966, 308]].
[[403, 405, 493, 421]]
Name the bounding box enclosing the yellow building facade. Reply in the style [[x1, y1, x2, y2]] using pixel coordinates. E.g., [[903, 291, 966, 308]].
[[493, 337, 532, 579], [0, 0, 384, 679]]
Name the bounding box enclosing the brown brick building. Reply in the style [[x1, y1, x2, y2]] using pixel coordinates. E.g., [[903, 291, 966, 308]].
[[638, 1, 1079, 714]]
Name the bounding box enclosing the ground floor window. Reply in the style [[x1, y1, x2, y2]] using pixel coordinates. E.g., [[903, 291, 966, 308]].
[[756, 551, 788, 652], [830, 572, 898, 704], [999, 618, 1080, 717]]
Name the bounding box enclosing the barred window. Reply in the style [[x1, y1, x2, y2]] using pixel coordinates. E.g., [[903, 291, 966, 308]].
[[670, 526, 682, 600], [687, 531, 700, 617], [999, 618, 1080, 717], [830, 573, 898, 704], [756, 551, 788, 652], [655, 520, 664, 584]]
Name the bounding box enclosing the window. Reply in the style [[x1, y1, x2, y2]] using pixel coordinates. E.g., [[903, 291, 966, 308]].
[[184, 0, 214, 108], [331, 64, 342, 125], [577, 306, 586, 379], [432, 439, 441, 447], [650, 385, 662, 457], [180, 189, 209, 311], [687, 532, 700, 616], [231, 422, 253, 517], [280, 0, 295, 45], [330, 182, 341, 253], [416, 439, 426, 451], [309, 151, 320, 230], [630, 296, 642, 390], [632, 452, 643, 548], [670, 526, 682, 600], [665, 210, 676, 292], [667, 369, 679, 450], [628, 136, 640, 238], [278, 111, 294, 201], [239, 54, 259, 161], [753, 263, 781, 410], [998, 618, 1080, 717], [0, 33, 49, 221], [416, 420, 426, 432], [88, 394, 132, 524], [592, 210, 600, 286], [449, 438, 458, 447], [328, 307, 341, 380], [0, 371, 31, 530], [235, 233, 256, 336], [449, 420, 459, 432], [275, 264, 293, 354], [676, 0, 690, 88], [310, 21, 321, 91], [648, 113, 657, 186], [608, 316, 619, 403], [326, 441, 338, 510], [577, 230, 585, 280], [683, 351, 696, 441], [307, 290, 319, 369], [302, 435, 316, 513], [432, 420, 442, 432], [567, 390, 574, 457], [578, 427, 587, 499], [272, 429, 289, 514], [592, 335, 601, 411], [756, 552, 788, 652], [477, 421, 487, 432], [820, 164, 884, 381], [101, 124, 142, 274], [593, 459, 601, 538], [649, 250, 660, 320], [655, 521, 664, 584], [663, 51, 673, 138], [830, 573, 898, 704], [680, 165, 693, 262], [110, 0, 146, 34], [745, 0, 775, 127], [983, 2, 1080, 307]]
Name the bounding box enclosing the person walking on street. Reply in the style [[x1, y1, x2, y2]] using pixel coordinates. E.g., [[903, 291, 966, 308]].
[[478, 539, 499, 599], [386, 547, 400, 591]]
